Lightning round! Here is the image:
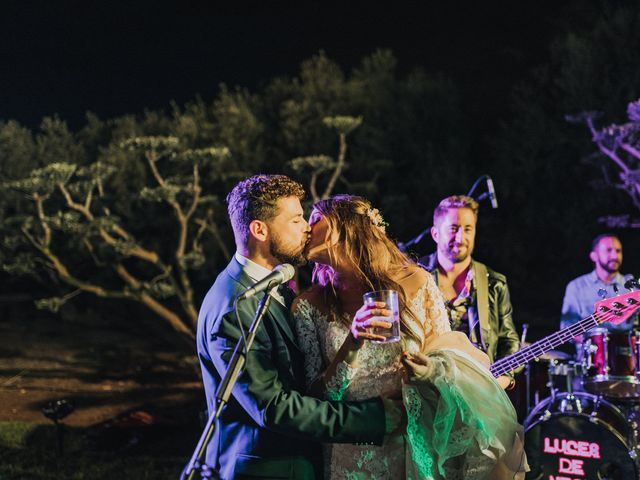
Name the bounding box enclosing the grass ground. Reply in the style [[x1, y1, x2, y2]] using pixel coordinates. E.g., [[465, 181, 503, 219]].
[[0, 298, 204, 480]]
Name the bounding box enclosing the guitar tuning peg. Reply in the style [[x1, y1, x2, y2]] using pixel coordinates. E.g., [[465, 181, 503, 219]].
[[625, 278, 639, 291], [598, 288, 608, 299]]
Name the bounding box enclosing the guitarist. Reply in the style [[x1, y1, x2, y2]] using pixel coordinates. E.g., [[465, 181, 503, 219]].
[[419, 195, 521, 390]]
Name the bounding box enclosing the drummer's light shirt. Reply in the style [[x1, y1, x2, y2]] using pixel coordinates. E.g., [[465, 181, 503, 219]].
[[560, 270, 635, 332]]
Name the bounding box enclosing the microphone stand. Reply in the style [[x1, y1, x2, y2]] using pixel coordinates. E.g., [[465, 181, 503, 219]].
[[467, 174, 491, 202], [397, 226, 431, 253], [181, 292, 274, 480]]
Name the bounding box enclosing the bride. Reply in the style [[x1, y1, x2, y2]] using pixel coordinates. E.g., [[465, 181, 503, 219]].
[[292, 194, 527, 479]]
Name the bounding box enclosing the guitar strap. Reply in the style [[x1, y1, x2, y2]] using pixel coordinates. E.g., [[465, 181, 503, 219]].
[[473, 260, 490, 352]]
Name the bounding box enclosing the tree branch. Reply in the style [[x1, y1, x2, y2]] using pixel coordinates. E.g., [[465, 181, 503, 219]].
[[58, 182, 94, 219], [185, 163, 201, 222], [620, 142, 640, 161], [322, 132, 347, 199], [595, 141, 631, 173], [146, 150, 166, 186], [33, 194, 52, 247], [310, 171, 320, 203], [195, 213, 231, 259], [114, 263, 195, 340]]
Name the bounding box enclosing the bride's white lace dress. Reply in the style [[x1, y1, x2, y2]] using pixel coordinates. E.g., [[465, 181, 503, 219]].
[[293, 274, 527, 480]]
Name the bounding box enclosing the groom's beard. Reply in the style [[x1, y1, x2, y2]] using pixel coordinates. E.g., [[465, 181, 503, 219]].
[[269, 231, 307, 266]]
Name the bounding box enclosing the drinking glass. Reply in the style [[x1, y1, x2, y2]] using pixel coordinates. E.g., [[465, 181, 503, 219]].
[[362, 290, 401, 343]]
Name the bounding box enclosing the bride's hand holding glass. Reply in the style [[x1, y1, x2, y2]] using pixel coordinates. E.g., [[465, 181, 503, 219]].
[[350, 301, 394, 344]]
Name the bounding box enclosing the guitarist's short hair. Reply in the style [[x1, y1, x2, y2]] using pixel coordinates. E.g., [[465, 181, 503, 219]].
[[433, 195, 479, 226]]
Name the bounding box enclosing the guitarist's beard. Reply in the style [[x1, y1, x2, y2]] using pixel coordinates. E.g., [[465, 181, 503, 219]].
[[442, 241, 474, 263]]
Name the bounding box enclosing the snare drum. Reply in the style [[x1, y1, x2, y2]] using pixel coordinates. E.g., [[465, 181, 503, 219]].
[[525, 392, 638, 479], [583, 328, 640, 398]]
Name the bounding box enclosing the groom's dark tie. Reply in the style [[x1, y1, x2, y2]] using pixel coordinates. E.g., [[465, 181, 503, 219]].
[[279, 284, 296, 310]]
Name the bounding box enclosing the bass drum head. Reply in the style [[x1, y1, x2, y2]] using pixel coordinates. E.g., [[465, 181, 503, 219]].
[[524, 394, 637, 480]]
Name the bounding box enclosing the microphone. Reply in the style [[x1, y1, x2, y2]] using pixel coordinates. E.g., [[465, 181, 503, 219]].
[[236, 264, 295, 300], [486, 176, 498, 209], [520, 323, 529, 348]]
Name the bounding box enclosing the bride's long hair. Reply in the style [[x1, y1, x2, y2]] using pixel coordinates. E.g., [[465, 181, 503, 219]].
[[311, 194, 423, 341]]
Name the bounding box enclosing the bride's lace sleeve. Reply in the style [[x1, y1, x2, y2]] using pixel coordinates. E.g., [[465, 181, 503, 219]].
[[292, 299, 357, 400], [292, 299, 324, 390]]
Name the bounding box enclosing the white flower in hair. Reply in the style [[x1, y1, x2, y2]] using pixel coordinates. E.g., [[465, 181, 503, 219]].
[[365, 207, 388, 233]]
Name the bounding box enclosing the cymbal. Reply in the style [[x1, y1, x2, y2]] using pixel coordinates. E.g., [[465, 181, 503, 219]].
[[521, 342, 571, 361]]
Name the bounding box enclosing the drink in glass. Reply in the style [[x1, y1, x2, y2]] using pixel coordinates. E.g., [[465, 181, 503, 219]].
[[362, 289, 401, 343]]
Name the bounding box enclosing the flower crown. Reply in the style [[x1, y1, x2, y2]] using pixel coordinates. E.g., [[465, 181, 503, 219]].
[[365, 207, 388, 233]]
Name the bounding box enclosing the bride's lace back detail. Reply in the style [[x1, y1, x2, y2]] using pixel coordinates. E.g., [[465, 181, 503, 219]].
[[409, 275, 451, 339]]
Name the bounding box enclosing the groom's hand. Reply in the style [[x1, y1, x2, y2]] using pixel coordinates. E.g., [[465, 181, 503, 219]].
[[381, 397, 405, 435]]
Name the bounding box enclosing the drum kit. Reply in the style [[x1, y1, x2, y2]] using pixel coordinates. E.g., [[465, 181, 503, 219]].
[[484, 281, 640, 480], [523, 330, 640, 479], [517, 288, 640, 480]]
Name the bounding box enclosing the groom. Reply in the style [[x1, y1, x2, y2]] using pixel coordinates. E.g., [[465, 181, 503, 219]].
[[197, 174, 398, 479]]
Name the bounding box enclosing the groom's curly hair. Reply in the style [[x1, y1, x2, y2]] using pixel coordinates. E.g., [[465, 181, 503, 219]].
[[226, 174, 305, 245]]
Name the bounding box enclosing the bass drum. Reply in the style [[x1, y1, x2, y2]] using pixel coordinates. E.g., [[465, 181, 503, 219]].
[[524, 392, 637, 480]]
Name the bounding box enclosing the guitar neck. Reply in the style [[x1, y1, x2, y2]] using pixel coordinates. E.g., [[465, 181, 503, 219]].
[[490, 313, 600, 378]]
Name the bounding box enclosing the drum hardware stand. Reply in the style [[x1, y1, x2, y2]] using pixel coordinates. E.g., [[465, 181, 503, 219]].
[[520, 323, 532, 416], [633, 329, 640, 465], [631, 419, 640, 453], [559, 392, 584, 415], [538, 409, 552, 424], [583, 339, 596, 370], [627, 408, 640, 477], [604, 333, 610, 375], [558, 366, 586, 414], [589, 396, 602, 424], [629, 419, 640, 475], [635, 331, 640, 378], [533, 386, 540, 411], [564, 364, 573, 394], [548, 359, 558, 403]]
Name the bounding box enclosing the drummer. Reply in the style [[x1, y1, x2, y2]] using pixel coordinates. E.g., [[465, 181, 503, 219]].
[[561, 233, 636, 358]]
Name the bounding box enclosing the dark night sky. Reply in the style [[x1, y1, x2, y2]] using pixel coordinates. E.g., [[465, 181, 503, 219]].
[[2, 3, 638, 332], [0, 3, 579, 130]]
